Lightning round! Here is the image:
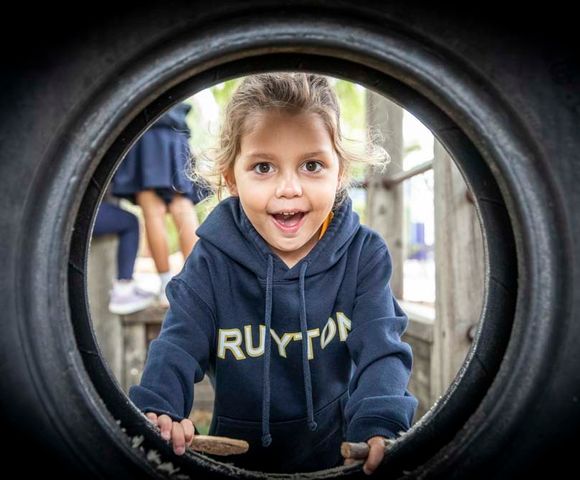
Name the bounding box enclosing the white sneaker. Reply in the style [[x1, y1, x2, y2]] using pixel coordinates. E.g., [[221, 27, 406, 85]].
[[108, 281, 157, 315], [157, 289, 170, 308]]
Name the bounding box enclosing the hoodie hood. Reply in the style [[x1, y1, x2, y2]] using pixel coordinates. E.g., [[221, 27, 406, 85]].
[[197, 195, 360, 279], [197, 195, 360, 446]]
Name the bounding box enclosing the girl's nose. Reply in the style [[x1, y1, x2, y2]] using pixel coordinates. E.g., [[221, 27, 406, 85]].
[[275, 173, 302, 198]]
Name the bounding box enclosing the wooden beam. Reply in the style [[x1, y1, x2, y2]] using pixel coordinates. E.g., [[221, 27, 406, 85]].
[[123, 322, 147, 392], [431, 141, 484, 403], [88, 235, 123, 381], [365, 91, 405, 298]]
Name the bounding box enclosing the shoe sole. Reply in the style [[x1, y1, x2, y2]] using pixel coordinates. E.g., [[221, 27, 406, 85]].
[[108, 297, 155, 315]]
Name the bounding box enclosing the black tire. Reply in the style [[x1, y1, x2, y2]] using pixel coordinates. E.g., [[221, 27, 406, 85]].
[[1, 2, 578, 478]]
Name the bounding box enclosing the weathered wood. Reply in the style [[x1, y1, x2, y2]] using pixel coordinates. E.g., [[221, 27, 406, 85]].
[[401, 302, 434, 420], [118, 306, 164, 391], [123, 322, 147, 392], [340, 439, 395, 460], [190, 435, 249, 456], [193, 375, 215, 413], [88, 235, 123, 380], [431, 140, 484, 403], [365, 91, 405, 298], [383, 160, 433, 188], [122, 304, 168, 324]]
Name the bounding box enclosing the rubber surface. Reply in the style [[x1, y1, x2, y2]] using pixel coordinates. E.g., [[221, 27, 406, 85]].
[[0, 1, 578, 478]]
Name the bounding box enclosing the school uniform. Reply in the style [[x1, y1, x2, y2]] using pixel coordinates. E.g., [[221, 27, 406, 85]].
[[112, 103, 212, 205], [93, 186, 139, 280], [130, 195, 418, 472]]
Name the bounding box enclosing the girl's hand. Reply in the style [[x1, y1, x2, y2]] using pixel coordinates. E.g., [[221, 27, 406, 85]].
[[343, 435, 387, 475], [145, 412, 195, 455]]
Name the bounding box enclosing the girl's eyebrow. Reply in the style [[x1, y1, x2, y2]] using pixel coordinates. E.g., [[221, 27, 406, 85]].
[[246, 150, 331, 160]]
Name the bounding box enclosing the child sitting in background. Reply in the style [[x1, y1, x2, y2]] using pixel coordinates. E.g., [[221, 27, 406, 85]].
[[93, 198, 156, 315]]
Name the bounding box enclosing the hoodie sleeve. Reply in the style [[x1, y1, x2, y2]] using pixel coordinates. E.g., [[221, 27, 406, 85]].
[[344, 240, 418, 443], [128, 277, 215, 421]]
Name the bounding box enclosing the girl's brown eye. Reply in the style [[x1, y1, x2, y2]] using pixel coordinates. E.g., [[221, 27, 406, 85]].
[[254, 163, 271, 174], [305, 161, 321, 172]]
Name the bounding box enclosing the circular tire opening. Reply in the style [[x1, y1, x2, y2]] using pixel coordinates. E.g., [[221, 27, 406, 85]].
[[2, 4, 577, 478]]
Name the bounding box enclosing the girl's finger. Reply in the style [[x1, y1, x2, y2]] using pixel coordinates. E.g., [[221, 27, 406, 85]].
[[172, 422, 186, 455], [145, 412, 158, 425], [363, 438, 386, 475], [157, 415, 173, 442], [181, 419, 195, 445]]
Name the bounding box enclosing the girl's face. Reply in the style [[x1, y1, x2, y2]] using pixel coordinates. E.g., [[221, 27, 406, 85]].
[[225, 110, 342, 268]]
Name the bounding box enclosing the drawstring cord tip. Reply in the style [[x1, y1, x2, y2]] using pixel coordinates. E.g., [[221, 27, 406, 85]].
[[308, 420, 318, 431], [261, 433, 272, 447]]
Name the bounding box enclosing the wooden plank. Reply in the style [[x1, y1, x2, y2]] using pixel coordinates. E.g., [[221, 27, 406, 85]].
[[122, 304, 167, 325], [87, 235, 123, 381], [190, 435, 248, 456], [431, 140, 484, 403], [193, 375, 215, 413], [402, 306, 434, 421], [365, 91, 405, 298], [123, 322, 147, 392]]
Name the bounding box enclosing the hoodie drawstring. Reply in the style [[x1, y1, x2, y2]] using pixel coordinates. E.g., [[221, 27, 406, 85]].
[[261, 255, 274, 447], [261, 257, 317, 448], [299, 262, 317, 432]]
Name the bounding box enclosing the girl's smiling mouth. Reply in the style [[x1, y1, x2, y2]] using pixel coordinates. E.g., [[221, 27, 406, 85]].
[[270, 211, 308, 234]]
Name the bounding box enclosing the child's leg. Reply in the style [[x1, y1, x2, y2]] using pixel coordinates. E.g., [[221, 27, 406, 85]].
[[113, 208, 140, 280], [93, 202, 140, 280], [94, 202, 156, 314], [135, 190, 170, 274], [168, 193, 199, 259]]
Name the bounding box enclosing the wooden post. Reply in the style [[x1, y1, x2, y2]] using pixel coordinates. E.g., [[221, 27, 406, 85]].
[[431, 140, 485, 403], [123, 322, 147, 391], [121, 305, 166, 391], [87, 235, 123, 381], [400, 303, 434, 421], [365, 91, 405, 298]]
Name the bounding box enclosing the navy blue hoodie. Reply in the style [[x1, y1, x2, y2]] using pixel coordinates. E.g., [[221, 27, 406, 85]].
[[130, 195, 418, 472]]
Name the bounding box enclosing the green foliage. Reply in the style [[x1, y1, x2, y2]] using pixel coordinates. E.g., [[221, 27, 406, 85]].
[[404, 142, 421, 155], [352, 198, 366, 224], [332, 79, 366, 138], [211, 78, 243, 109], [195, 195, 219, 223], [186, 79, 244, 154], [165, 214, 179, 254], [194, 422, 210, 435]]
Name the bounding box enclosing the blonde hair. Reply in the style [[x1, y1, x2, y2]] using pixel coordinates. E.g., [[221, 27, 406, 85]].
[[190, 72, 389, 209]]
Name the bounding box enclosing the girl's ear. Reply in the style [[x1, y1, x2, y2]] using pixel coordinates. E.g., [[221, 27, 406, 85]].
[[224, 170, 238, 196]]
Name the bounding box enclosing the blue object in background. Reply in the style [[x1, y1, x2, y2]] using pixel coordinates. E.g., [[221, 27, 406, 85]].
[[411, 222, 424, 244], [93, 202, 140, 280], [409, 221, 427, 260]]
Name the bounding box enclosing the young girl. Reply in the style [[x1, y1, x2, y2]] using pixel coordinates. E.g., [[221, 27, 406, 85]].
[[129, 73, 418, 475]]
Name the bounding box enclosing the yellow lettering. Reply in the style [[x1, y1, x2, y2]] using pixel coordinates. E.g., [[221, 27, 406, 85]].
[[336, 312, 352, 341], [244, 325, 265, 357], [292, 329, 320, 359], [321, 318, 337, 349], [217, 328, 246, 360], [270, 329, 297, 358]]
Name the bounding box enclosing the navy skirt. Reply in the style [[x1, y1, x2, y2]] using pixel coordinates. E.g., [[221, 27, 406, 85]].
[[111, 126, 212, 205]]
